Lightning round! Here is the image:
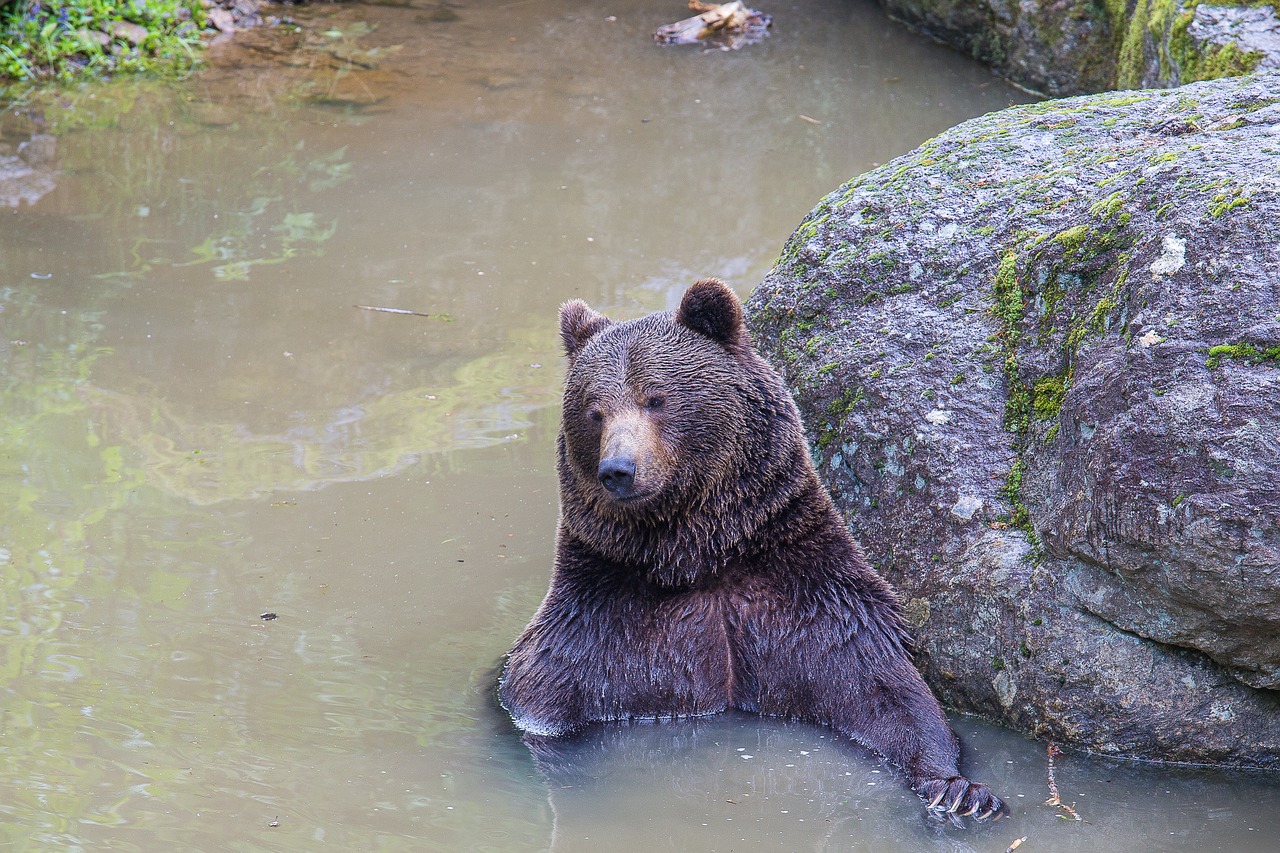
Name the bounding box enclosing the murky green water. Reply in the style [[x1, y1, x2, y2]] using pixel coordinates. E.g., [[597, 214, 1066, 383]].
[[2, 0, 1277, 850]]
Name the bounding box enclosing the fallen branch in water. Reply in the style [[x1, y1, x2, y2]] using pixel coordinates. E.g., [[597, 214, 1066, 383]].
[[355, 305, 453, 321], [1044, 743, 1082, 821], [653, 1, 772, 49]]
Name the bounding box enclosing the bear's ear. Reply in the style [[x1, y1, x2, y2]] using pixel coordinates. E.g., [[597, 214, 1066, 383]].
[[676, 278, 746, 349], [559, 299, 612, 359]]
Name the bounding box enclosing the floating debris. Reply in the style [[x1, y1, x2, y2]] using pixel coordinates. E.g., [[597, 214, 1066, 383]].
[[1044, 743, 1083, 821], [355, 305, 453, 320], [654, 1, 772, 50]]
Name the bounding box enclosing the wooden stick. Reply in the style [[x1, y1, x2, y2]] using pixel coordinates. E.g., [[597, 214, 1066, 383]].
[[354, 305, 451, 320]]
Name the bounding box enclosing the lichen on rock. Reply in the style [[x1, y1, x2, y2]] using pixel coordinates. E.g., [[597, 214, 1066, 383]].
[[874, 0, 1280, 95], [746, 70, 1280, 766]]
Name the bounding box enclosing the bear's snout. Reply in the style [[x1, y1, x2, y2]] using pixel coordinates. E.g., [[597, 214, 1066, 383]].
[[595, 408, 657, 501], [598, 456, 637, 497]]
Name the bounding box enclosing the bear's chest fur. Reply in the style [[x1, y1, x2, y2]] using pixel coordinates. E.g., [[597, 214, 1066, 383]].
[[595, 585, 737, 720], [501, 565, 782, 732]]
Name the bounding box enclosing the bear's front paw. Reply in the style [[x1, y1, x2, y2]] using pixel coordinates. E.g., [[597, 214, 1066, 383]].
[[916, 776, 1007, 822]]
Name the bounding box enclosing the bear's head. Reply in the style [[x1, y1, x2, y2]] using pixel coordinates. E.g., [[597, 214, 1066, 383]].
[[555, 279, 807, 581]]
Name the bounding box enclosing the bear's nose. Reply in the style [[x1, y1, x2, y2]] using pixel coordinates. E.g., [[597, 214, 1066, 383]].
[[598, 456, 636, 497]]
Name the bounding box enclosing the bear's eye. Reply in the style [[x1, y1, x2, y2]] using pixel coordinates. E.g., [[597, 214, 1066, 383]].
[[588, 409, 603, 423], [645, 395, 665, 411]]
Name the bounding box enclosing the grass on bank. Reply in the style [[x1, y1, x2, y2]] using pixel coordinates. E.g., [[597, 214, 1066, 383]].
[[0, 0, 208, 81]]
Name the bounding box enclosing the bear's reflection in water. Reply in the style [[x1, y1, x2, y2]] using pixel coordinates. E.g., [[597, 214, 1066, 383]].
[[519, 712, 999, 853]]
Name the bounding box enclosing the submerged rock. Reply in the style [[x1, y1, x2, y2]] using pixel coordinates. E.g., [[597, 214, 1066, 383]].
[[746, 71, 1280, 766], [0, 134, 57, 207]]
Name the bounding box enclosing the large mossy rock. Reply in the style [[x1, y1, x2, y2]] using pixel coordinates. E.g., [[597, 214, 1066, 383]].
[[875, 0, 1280, 95], [745, 71, 1280, 766]]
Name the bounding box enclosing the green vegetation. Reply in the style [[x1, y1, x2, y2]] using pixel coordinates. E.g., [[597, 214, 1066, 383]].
[[1000, 458, 1030, 530], [1113, 0, 1266, 90], [1088, 192, 1129, 223], [992, 248, 1031, 434], [1170, 8, 1265, 84], [1209, 185, 1251, 217], [993, 249, 1024, 328], [987, 213, 1136, 544], [817, 386, 865, 450], [1205, 341, 1280, 369], [1116, 0, 1155, 89], [1032, 375, 1067, 420], [0, 0, 207, 81], [1053, 224, 1091, 254]]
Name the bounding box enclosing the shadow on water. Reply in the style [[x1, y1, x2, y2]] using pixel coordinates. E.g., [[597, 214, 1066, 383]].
[[2, 0, 1277, 849]]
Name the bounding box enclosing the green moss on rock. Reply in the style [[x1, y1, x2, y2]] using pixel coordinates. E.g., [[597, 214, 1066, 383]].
[[1033, 375, 1068, 419], [1170, 7, 1266, 85], [1206, 342, 1280, 369]]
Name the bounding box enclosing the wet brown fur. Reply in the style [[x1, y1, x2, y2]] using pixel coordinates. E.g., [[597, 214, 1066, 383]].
[[498, 278, 1006, 819]]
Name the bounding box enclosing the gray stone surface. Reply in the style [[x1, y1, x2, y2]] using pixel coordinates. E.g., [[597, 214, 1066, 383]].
[[1189, 5, 1280, 72], [874, 0, 1280, 95], [746, 71, 1280, 766], [876, 0, 1116, 95]]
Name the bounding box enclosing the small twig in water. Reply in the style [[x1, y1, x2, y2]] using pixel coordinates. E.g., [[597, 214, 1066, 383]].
[[1045, 743, 1061, 802], [355, 305, 452, 320], [1044, 742, 1082, 821], [1005, 837, 1027, 853]]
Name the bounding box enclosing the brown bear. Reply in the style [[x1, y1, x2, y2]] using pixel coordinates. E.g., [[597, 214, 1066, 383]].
[[499, 278, 1006, 820]]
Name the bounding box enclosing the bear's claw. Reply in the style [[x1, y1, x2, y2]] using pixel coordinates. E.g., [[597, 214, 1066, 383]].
[[917, 776, 1007, 824]]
